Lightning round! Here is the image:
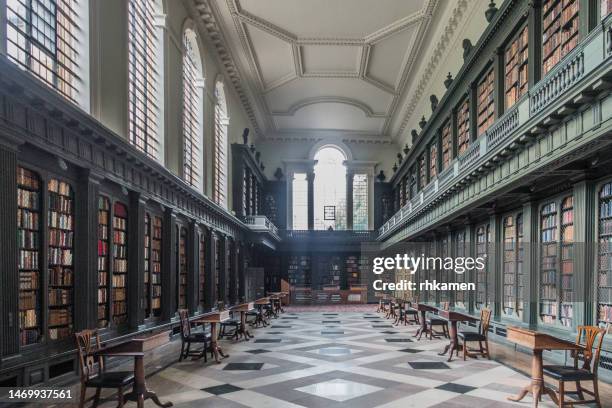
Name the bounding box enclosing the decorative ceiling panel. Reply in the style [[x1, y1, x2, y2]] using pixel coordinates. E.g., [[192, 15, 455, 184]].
[[193, 0, 467, 144]]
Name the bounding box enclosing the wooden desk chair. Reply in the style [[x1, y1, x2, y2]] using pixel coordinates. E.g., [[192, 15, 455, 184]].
[[178, 309, 212, 361], [426, 302, 450, 339], [75, 329, 135, 408], [402, 301, 420, 325], [457, 308, 492, 360], [216, 304, 241, 339], [543, 326, 606, 407]]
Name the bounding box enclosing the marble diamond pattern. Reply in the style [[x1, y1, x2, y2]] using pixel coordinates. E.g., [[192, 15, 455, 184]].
[[139, 310, 561, 408]]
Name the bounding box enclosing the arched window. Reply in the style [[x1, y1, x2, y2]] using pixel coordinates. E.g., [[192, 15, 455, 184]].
[[314, 146, 346, 230], [213, 80, 229, 207], [6, 0, 87, 106], [128, 0, 161, 159], [182, 28, 203, 190]]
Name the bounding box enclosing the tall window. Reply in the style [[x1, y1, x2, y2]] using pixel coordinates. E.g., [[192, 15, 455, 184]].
[[128, 0, 160, 159], [6, 0, 79, 102], [213, 81, 229, 208], [353, 174, 368, 230], [182, 28, 203, 190], [314, 147, 346, 230], [292, 173, 308, 229]]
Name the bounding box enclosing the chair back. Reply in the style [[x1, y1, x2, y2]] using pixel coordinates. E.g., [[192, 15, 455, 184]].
[[574, 326, 606, 375], [479, 308, 492, 337], [178, 309, 191, 339], [441, 301, 450, 311], [75, 329, 102, 382]]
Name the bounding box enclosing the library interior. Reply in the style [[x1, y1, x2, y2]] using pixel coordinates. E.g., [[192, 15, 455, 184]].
[[1, 0, 612, 407]]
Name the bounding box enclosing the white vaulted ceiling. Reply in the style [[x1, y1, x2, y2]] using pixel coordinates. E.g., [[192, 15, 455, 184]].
[[193, 0, 453, 144]]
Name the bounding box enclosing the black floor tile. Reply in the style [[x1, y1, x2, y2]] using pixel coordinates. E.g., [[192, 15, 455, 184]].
[[245, 349, 271, 354], [372, 325, 393, 328], [322, 321, 341, 324], [202, 384, 243, 395], [385, 338, 413, 343], [321, 331, 344, 335], [380, 330, 398, 334], [408, 361, 450, 369], [398, 348, 423, 353], [435, 383, 477, 394], [270, 325, 292, 328], [223, 363, 264, 371], [254, 338, 282, 343]]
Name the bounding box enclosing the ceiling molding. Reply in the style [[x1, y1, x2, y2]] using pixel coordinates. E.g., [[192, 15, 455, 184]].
[[394, 0, 472, 140], [190, 0, 264, 136], [271, 96, 386, 118]]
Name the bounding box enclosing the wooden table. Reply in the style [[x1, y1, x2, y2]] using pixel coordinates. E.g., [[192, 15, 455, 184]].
[[414, 303, 438, 340], [506, 327, 583, 407], [193, 311, 230, 363], [437, 310, 479, 362], [268, 292, 287, 314], [230, 302, 255, 340], [97, 331, 172, 408]]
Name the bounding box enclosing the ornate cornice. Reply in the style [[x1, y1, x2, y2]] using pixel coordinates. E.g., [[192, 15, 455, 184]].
[[395, 0, 472, 139]]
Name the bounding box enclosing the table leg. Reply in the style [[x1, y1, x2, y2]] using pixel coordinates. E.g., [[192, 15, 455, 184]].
[[415, 310, 427, 339], [210, 322, 229, 363], [123, 356, 172, 408], [240, 311, 253, 339], [507, 349, 556, 407], [439, 321, 458, 361]]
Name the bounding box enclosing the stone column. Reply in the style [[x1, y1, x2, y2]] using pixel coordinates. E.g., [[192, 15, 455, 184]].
[[307, 171, 315, 230], [346, 171, 354, 230]]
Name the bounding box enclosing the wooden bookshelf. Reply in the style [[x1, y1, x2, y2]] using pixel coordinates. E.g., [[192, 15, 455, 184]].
[[178, 227, 187, 309], [505, 24, 529, 109], [598, 182, 612, 324], [47, 179, 74, 341], [429, 142, 438, 180], [97, 196, 110, 328], [476, 225, 490, 310], [17, 167, 42, 346], [439, 237, 450, 303], [199, 231, 206, 308], [288, 255, 311, 287], [477, 68, 495, 136], [455, 230, 467, 308], [457, 97, 470, 155], [503, 215, 517, 316], [151, 216, 162, 316], [517, 214, 524, 318], [540, 201, 558, 324], [441, 121, 452, 170], [144, 214, 151, 316], [418, 155, 426, 189], [318, 256, 342, 289], [215, 237, 221, 304], [560, 196, 574, 327], [542, 0, 579, 75], [345, 255, 359, 288], [112, 202, 128, 326]]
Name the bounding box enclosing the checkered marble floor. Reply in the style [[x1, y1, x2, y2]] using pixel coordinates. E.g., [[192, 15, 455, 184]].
[[140, 309, 564, 408]]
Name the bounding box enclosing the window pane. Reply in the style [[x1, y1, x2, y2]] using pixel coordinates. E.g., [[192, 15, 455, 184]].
[[353, 174, 368, 230], [314, 147, 346, 230], [182, 29, 202, 189], [6, 0, 79, 102]]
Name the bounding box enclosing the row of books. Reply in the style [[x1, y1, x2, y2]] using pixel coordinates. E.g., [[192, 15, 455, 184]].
[[48, 213, 73, 230], [49, 230, 73, 247], [98, 288, 107, 303], [112, 301, 127, 316], [48, 179, 71, 196], [112, 274, 126, 287], [113, 217, 127, 230], [48, 248, 73, 266], [49, 327, 71, 341], [599, 304, 612, 323], [113, 230, 127, 244], [48, 308, 70, 326], [49, 267, 73, 286], [49, 289, 71, 306], [457, 99, 470, 155], [113, 259, 127, 272], [17, 167, 40, 189], [48, 194, 72, 213], [19, 292, 38, 310], [18, 208, 39, 230], [19, 271, 39, 290], [113, 288, 126, 301], [113, 245, 127, 258], [17, 189, 39, 209], [19, 250, 39, 269], [20, 309, 38, 328], [98, 225, 108, 241], [20, 329, 39, 345]]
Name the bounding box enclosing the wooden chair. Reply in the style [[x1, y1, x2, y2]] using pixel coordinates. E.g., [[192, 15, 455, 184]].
[[457, 308, 492, 360], [401, 301, 420, 326], [426, 302, 450, 339], [75, 329, 135, 408], [543, 326, 606, 407], [178, 309, 212, 361]]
